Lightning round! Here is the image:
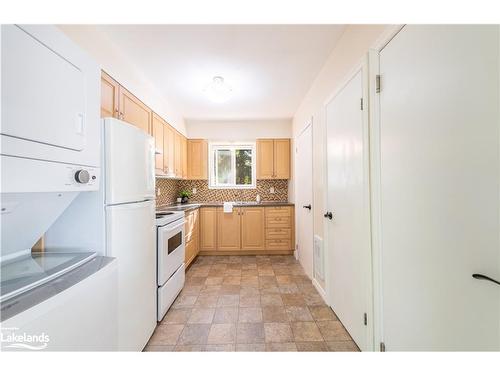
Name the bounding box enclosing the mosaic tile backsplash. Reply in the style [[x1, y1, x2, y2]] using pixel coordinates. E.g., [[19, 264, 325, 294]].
[[156, 178, 288, 206]]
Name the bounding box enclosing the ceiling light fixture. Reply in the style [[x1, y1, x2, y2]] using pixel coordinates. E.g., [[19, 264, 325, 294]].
[[204, 76, 232, 103]]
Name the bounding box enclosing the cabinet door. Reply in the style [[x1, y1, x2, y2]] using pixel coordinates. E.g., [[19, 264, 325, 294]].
[[188, 139, 208, 180], [152, 113, 164, 173], [174, 132, 182, 177], [257, 139, 275, 179], [163, 125, 175, 176], [101, 71, 119, 118], [182, 136, 188, 179], [217, 208, 241, 251], [119, 86, 152, 135], [241, 207, 265, 250], [200, 207, 217, 251], [274, 139, 290, 179]]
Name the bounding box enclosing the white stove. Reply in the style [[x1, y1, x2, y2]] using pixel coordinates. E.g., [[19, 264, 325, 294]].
[[155, 210, 185, 321]]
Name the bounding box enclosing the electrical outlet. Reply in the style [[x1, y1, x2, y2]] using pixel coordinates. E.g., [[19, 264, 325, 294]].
[[270, 187, 275, 194], [156, 187, 161, 196], [193, 187, 197, 194]]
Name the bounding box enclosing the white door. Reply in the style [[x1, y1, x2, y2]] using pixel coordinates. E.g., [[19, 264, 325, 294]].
[[377, 25, 500, 350], [106, 200, 156, 351], [326, 66, 371, 351], [104, 118, 155, 205], [296, 124, 314, 279]]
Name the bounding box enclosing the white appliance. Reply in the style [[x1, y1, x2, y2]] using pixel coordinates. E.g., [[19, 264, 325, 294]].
[[46, 118, 157, 351], [1, 25, 117, 351], [156, 210, 186, 321]]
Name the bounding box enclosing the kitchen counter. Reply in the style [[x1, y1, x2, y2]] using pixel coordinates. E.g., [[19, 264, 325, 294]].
[[157, 201, 294, 213]]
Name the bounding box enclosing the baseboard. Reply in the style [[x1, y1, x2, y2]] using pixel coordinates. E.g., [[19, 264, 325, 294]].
[[198, 250, 294, 256], [312, 278, 327, 304]]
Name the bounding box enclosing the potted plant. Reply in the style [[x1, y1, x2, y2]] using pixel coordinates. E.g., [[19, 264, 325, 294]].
[[179, 189, 191, 204]]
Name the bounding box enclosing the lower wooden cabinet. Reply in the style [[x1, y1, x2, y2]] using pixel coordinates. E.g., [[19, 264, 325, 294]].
[[240, 207, 265, 250], [217, 208, 241, 251], [198, 205, 293, 254], [200, 207, 217, 251], [184, 209, 200, 268]]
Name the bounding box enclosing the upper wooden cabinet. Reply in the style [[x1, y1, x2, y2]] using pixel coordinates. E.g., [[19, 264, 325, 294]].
[[100, 71, 152, 135], [240, 207, 265, 251], [257, 139, 290, 179], [163, 125, 175, 176], [188, 139, 208, 180], [217, 208, 241, 251], [119, 86, 152, 135], [200, 207, 217, 251], [174, 132, 182, 178], [100, 71, 119, 118], [152, 113, 165, 173], [182, 137, 188, 179]]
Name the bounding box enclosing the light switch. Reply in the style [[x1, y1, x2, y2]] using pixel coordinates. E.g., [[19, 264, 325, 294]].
[[156, 188, 161, 196], [270, 187, 275, 194], [193, 187, 197, 194]]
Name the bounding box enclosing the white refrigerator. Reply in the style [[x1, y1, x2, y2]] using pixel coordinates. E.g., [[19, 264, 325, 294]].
[[103, 118, 157, 351], [45, 118, 157, 351]]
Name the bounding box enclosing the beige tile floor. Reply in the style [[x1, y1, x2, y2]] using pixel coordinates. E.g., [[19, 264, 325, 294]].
[[145, 255, 359, 352]]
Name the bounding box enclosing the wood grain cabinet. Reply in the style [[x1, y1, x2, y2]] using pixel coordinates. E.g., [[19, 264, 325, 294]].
[[217, 208, 241, 251], [200, 207, 218, 251], [100, 70, 152, 135], [185, 209, 200, 267], [182, 137, 188, 179], [257, 139, 290, 179], [187, 139, 208, 180], [152, 113, 165, 173], [265, 206, 294, 250], [240, 207, 265, 251], [174, 132, 182, 178], [100, 71, 119, 118], [163, 125, 175, 176]]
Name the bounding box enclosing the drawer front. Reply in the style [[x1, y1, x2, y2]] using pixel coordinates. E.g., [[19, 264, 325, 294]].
[[265, 206, 293, 217], [266, 215, 291, 228], [266, 239, 292, 250], [265, 228, 292, 240]]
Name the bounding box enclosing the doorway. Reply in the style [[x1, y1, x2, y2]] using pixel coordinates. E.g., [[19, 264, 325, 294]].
[[296, 123, 314, 279]]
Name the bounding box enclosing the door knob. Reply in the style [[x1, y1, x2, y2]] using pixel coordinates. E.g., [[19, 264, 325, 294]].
[[472, 274, 500, 286], [303, 204, 312, 210], [324, 212, 333, 220]]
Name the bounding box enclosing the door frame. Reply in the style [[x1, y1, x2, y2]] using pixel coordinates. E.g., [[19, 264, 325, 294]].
[[296, 121, 314, 279], [322, 56, 374, 351], [367, 25, 405, 352]]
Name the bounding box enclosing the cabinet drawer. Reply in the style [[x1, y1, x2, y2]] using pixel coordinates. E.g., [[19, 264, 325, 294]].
[[266, 215, 291, 228], [265, 206, 293, 217], [266, 239, 292, 250], [265, 228, 292, 240]]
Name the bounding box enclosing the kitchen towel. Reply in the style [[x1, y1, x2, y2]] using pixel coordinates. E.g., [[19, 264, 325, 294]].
[[223, 202, 234, 213]]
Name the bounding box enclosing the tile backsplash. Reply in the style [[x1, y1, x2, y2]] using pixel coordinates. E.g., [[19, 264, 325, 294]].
[[155, 178, 288, 206]]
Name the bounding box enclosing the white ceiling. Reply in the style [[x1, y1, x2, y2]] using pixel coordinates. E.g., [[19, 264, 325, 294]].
[[92, 25, 346, 120]]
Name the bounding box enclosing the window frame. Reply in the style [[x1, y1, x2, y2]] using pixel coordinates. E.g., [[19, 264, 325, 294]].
[[208, 141, 256, 189]]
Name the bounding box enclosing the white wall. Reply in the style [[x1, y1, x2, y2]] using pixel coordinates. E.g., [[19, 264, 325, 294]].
[[292, 25, 391, 289], [186, 119, 292, 140], [58, 25, 187, 135]]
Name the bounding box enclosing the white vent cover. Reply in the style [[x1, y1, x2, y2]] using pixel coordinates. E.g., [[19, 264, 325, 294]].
[[313, 235, 325, 281]]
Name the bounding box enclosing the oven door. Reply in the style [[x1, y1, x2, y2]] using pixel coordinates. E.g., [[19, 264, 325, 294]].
[[157, 219, 185, 286]]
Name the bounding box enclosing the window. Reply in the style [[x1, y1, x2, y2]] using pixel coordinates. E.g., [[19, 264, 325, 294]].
[[209, 142, 256, 189]]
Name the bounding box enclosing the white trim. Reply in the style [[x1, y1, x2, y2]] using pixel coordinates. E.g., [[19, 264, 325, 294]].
[[312, 277, 327, 304], [208, 141, 256, 189]]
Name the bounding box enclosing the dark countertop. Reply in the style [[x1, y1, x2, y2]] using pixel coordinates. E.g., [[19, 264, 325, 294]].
[[157, 201, 294, 213]]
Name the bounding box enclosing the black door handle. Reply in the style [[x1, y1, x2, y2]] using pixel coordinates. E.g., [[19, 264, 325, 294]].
[[303, 204, 312, 210], [472, 274, 500, 286], [324, 212, 333, 220]]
